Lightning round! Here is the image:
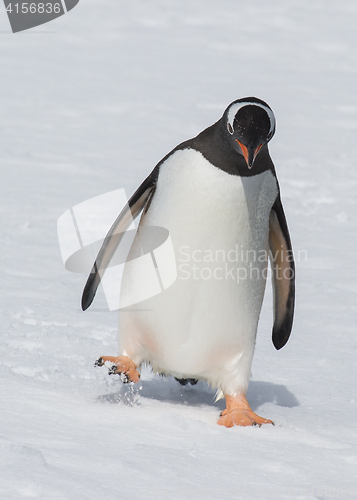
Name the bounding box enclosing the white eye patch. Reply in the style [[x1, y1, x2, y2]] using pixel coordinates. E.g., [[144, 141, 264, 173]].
[[226, 101, 276, 136]]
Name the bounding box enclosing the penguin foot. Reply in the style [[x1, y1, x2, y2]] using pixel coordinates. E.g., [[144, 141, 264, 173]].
[[95, 356, 140, 383], [218, 394, 274, 428], [175, 377, 198, 386]]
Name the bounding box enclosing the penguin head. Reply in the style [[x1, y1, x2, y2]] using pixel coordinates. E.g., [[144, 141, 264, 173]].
[[224, 97, 276, 169]]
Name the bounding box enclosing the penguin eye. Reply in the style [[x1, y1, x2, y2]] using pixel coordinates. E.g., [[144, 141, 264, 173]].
[[227, 122, 234, 135]]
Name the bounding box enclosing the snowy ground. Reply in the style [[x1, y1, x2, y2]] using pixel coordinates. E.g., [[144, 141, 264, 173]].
[[1, 1, 357, 498]]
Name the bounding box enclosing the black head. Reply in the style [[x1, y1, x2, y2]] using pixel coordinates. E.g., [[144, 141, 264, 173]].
[[223, 97, 276, 169]]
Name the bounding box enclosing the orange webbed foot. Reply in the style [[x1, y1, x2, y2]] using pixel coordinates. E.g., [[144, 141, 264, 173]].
[[218, 394, 274, 428], [95, 356, 140, 383]]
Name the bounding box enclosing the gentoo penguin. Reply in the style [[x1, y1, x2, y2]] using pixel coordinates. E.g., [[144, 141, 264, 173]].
[[82, 97, 295, 427]]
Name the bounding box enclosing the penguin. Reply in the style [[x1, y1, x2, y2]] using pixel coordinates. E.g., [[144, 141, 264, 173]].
[[82, 97, 295, 428]]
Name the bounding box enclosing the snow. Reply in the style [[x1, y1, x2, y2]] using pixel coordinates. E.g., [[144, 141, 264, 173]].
[[1, 1, 357, 498]]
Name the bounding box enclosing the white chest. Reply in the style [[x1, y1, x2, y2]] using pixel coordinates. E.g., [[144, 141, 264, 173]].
[[143, 148, 278, 253]]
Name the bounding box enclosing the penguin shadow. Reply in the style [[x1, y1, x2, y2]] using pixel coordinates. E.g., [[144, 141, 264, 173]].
[[97, 375, 299, 412], [247, 381, 299, 410]]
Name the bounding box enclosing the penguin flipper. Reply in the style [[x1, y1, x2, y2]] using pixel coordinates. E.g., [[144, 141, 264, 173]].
[[269, 196, 295, 350], [81, 170, 158, 311]]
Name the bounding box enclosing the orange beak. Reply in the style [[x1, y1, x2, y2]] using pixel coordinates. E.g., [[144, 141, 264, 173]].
[[236, 141, 263, 169]]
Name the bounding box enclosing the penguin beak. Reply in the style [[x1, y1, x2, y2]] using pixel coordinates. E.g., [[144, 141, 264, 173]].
[[236, 141, 263, 169]]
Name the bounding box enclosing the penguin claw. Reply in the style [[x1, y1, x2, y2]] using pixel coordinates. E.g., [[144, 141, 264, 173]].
[[108, 367, 130, 384], [94, 355, 140, 383], [175, 377, 198, 386], [94, 357, 104, 367], [108, 365, 119, 376]]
